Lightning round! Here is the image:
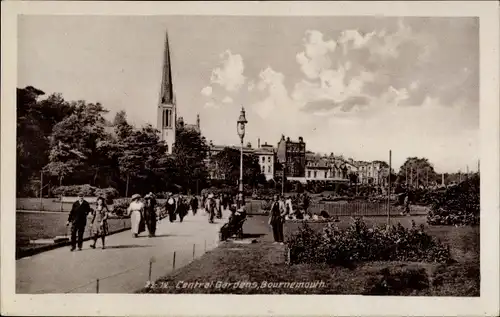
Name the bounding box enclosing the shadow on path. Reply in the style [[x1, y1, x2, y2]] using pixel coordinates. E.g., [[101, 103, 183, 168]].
[[241, 233, 266, 239], [105, 245, 153, 249]]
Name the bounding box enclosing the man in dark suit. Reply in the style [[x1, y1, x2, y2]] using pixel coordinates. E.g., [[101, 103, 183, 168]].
[[66, 193, 91, 251]]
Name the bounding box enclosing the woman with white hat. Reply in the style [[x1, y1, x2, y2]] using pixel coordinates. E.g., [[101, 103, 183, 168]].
[[127, 194, 144, 238]]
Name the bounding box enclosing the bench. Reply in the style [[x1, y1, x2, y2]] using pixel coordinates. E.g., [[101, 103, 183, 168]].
[[219, 216, 247, 241]]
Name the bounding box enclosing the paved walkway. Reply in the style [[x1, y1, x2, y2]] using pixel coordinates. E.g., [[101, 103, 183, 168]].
[[16, 209, 229, 294]]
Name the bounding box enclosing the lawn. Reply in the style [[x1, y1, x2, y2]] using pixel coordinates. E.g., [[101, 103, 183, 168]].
[[16, 212, 131, 252], [139, 215, 479, 295]]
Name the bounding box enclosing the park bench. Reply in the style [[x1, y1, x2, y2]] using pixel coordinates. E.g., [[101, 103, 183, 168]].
[[219, 216, 247, 241]]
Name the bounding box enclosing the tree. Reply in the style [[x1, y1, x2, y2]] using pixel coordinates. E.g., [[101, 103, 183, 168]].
[[398, 157, 438, 187], [172, 126, 209, 194], [211, 147, 264, 187], [44, 101, 109, 186]]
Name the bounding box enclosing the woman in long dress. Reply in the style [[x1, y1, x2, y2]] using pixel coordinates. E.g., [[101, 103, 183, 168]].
[[144, 193, 157, 237], [90, 196, 109, 249], [127, 194, 144, 238]]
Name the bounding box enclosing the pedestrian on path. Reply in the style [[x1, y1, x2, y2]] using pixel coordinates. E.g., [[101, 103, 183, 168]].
[[206, 193, 215, 223], [90, 196, 109, 249], [66, 193, 91, 251], [190, 195, 198, 215], [127, 194, 145, 238], [176, 195, 188, 222], [144, 193, 157, 237], [166, 194, 177, 222], [269, 195, 286, 244], [215, 194, 222, 219]]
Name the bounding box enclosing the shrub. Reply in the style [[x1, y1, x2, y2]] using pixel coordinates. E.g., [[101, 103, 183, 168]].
[[427, 175, 479, 226], [53, 184, 97, 197], [287, 218, 452, 265], [363, 266, 430, 295], [95, 187, 119, 200], [112, 198, 131, 218]]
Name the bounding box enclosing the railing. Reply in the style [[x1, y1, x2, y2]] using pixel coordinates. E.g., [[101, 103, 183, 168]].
[[244, 200, 428, 217], [62, 238, 218, 294]]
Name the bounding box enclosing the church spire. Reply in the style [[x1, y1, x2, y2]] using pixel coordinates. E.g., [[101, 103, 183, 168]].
[[159, 30, 174, 105]]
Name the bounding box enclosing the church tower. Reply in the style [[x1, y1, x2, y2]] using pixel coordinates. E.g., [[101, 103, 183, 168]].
[[157, 31, 176, 154]]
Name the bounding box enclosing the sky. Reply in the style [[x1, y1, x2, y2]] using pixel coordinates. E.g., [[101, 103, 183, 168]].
[[18, 15, 479, 173]]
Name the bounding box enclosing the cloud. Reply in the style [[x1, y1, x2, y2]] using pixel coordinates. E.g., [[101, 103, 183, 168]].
[[296, 30, 337, 79], [222, 96, 233, 104], [247, 80, 255, 92], [204, 101, 219, 109], [210, 50, 246, 92], [201, 86, 212, 96]]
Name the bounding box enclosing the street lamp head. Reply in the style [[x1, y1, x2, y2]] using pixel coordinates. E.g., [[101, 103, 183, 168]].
[[237, 107, 248, 140]]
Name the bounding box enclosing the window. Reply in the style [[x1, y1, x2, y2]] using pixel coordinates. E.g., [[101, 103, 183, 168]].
[[324, 171, 327, 178], [268, 156, 271, 163], [262, 157, 265, 163], [262, 166, 265, 173], [163, 109, 172, 128], [314, 171, 317, 178], [308, 171, 311, 178], [268, 166, 271, 173]]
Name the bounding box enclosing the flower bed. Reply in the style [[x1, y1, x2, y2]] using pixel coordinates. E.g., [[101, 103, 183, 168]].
[[427, 175, 479, 226], [287, 218, 452, 265]]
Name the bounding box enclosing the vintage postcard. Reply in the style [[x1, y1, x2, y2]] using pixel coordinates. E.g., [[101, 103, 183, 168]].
[[1, 1, 499, 316]]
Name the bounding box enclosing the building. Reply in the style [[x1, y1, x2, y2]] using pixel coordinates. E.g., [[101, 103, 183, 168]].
[[156, 30, 200, 154], [176, 114, 201, 133], [355, 160, 390, 185], [276, 135, 306, 178], [255, 140, 276, 181], [205, 140, 276, 181]]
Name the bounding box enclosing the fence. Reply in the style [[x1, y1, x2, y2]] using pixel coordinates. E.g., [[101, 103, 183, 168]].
[[244, 199, 428, 217], [62, 238, 219, 294]]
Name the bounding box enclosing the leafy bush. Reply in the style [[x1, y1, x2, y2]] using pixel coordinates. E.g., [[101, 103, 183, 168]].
[[287, 218, 452, 265], [52, 185, 119, 201], [95, 187, 119, 200], [427, 175, 479, 226], [363, 266, 430, 295], [53, 184, 98, 197], [112, 198, 131, 218]]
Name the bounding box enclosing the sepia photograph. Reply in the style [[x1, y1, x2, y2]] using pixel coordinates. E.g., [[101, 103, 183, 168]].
[[2, 1, 499, 316]]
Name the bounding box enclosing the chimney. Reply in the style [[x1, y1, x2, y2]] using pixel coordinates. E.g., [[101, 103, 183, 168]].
[[196, 114, 200, 128], [258, 138, 260, 148]]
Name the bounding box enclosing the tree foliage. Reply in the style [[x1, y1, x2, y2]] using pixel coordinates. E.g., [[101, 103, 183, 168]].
[[398, 157, 438, 187], [211, 147, 265, 187], [17, 86, 210, 197]]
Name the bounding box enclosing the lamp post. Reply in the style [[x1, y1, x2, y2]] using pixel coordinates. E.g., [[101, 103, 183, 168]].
[[237, 107, 248, 208]]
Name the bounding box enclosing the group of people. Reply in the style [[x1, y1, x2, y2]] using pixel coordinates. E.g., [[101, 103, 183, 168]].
[[65, 191, 244, 251]]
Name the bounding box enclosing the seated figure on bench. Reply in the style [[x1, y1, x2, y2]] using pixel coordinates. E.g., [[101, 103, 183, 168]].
[[219, 204, 247, 241]]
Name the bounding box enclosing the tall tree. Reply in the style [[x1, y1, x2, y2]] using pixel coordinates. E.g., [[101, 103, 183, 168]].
[[211, 147, 264, 187], [44, 101, 109, 186], [398, 157, 438, 187], [173, 127, 209, 193]]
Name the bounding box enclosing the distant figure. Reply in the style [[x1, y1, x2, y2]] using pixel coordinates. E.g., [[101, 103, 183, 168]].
[[206, 194, 216, 223], [269, 195, 286, 244], [166, 194, 177, 222], [190, 195, 199, 215], [144, 193, 157, 237], [176, 195, 188, 222], [215, 194, 222, 219], [90, 196, 109, 249], [127, 194, 145, 238], [66, 193, 91, 251]]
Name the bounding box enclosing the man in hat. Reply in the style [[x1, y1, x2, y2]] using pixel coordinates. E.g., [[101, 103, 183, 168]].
[[66, 193, 91, 251], [206, 193, 215, 223]]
